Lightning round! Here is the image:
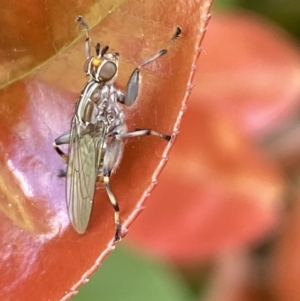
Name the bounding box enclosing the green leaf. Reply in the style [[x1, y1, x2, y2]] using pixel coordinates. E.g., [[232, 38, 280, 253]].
[[72, 246, 193, 301]]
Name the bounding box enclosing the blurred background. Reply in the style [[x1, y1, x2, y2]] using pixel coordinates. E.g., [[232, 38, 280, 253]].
[[73, 0, 300, 300]]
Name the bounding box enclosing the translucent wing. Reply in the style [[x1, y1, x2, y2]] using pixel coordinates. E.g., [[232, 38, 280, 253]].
[[66, 117, 106, 233]]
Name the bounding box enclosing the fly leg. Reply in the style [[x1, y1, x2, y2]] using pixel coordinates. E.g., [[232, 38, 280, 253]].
[[103, 174, 122, 244], [102, 137, 125, 243], [116, 128, 172, 141], [53, 131, 70, 171], [118, 27, 182, 107], [103, 124, 171, 243], [77, 16, 108, 58], [77, 16, 91, 59]]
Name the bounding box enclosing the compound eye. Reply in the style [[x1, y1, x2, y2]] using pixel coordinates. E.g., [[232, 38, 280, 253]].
[[99, 61, 117, 81], [83, 57, 93, 73]]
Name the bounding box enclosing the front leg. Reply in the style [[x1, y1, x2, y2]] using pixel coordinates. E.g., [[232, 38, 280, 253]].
[[116, 68, 140, 107], [118, 50, 167, 107], [77, 16, 91, 59], [118, 27, 181, 107]]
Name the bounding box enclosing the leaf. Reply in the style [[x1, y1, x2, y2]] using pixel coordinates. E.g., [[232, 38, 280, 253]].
[[72, 246, 193, 301], [0, 0, 214, 300]]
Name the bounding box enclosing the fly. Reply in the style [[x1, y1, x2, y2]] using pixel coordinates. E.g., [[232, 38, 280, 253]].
[[54, 16, 181, 243]]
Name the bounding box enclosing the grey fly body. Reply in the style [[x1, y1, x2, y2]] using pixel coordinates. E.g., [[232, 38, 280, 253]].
[[54, 16, 181, 243]]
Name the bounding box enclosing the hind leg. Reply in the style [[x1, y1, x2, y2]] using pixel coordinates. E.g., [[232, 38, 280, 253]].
[[103, 174, 122, 243], [102, 138, 125, 243]]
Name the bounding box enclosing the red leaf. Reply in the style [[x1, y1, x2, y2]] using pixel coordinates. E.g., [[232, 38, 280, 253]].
[[0, 0, 213, 300]]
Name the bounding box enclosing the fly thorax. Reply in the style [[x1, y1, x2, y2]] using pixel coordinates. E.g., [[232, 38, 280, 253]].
[[97, 85, 124, 128], [77, 82, 102, 125]]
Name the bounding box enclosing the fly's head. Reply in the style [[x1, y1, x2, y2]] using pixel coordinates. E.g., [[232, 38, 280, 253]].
[[84, 49, 119, 84]]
